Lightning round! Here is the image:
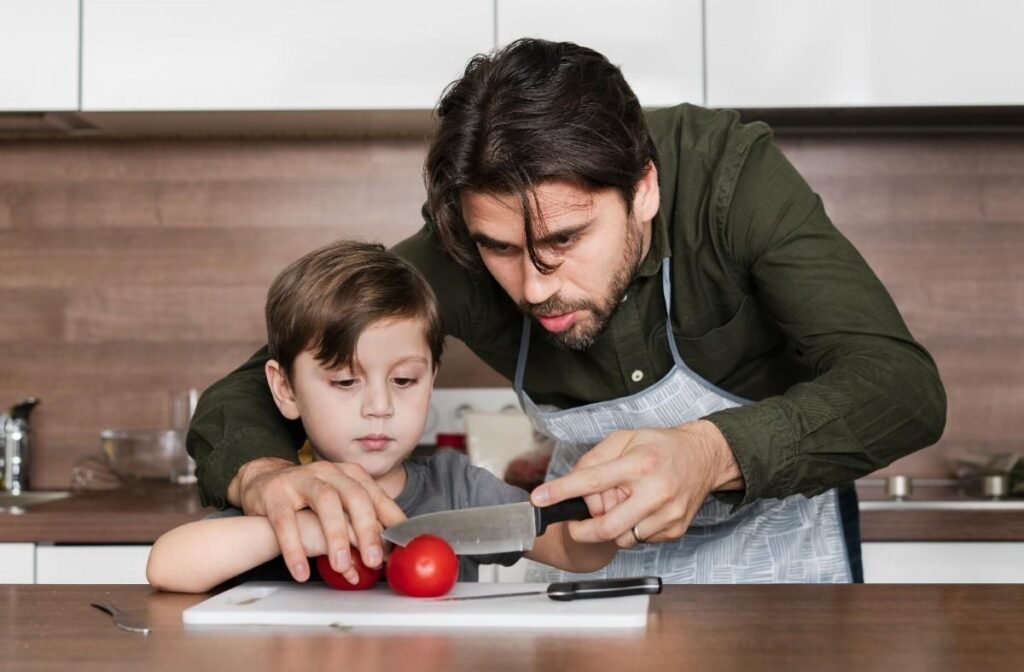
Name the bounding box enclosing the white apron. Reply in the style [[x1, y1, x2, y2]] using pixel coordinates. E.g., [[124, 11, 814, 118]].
[[518, 259, 852, 583]]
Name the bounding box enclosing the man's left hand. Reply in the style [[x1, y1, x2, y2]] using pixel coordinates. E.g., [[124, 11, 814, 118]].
[[530, 420, 745, 548]]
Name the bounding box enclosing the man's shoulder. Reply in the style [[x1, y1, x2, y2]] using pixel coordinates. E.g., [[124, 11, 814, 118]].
[[645, 103, 773, 163], [391, 221, 482, 339]]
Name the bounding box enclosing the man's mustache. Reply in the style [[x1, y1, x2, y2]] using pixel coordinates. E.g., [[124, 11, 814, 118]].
[[520, 296, 600, 316]]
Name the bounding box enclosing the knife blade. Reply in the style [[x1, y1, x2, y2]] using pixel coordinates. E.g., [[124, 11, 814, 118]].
[[435, 577, 663, 602], [382, 497, 592, 555]]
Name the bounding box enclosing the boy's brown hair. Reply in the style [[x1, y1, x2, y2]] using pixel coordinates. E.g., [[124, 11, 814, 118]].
[[266, 240, 444, 378]]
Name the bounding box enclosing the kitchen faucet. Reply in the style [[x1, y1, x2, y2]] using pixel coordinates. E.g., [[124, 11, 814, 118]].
[[1, 397, 40, 494]]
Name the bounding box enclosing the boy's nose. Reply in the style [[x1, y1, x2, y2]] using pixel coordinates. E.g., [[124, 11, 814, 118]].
[[362, 384, 394, 418]]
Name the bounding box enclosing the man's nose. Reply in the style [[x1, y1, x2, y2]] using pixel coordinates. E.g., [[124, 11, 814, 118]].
[[521, 254, 560, 307], [362, 381, 394, 418]]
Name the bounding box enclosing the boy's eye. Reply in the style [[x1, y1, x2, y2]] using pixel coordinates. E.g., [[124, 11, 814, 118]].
[[331, 379, 358, 389], [392, 377, 418, 387]]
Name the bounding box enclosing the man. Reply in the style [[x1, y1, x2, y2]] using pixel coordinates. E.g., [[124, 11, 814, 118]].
[[189, 39, 946, 584]]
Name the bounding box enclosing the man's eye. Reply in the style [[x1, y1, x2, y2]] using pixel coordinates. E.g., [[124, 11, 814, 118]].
[[392, 377, 419, 387], [331, 379, 358, 389], [550, 233, 578, 249], [480, 241, 515, 256]]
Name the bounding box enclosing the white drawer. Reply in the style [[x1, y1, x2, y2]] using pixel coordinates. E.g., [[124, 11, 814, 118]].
[[35, 545, 152, 584]]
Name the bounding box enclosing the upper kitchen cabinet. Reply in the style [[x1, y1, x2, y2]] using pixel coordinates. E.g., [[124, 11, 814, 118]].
[[0, 0, 79, 111], [80, 0, 494, 111], [497, 0, 703, 108], [707, 0, 1024, 108]]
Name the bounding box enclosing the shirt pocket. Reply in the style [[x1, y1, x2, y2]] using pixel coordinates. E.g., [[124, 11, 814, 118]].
[[668, 296, 762, 383]]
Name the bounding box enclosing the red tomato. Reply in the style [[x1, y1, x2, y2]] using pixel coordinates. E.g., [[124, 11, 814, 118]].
[[385, 534, 459, 597], [315, 551, 382, 591]]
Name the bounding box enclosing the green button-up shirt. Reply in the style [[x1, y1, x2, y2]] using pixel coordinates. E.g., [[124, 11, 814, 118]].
[[189, 104, 946, 510]]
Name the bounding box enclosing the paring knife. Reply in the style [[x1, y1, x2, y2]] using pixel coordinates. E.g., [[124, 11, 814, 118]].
[[382, 497, 592, 555], [436, 576, 663, 602]]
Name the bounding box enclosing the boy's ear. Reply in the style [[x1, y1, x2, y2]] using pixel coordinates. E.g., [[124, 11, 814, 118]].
[[265, 359, 301, 420]]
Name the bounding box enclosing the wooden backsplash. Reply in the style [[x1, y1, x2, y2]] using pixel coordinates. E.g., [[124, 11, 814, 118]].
[[1, 132, 1022, 488]]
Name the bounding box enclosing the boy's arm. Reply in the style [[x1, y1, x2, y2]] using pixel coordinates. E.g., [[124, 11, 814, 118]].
[[525, 522, 617, 574], [146, 510, 344, 593]]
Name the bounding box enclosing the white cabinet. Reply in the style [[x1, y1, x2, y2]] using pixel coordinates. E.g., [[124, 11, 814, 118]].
[[863, 542, 1024, 583], [497, 0, 703, 108], [0, 543, 35, 584], [706, 0, 1024, 108], [81, 0, 494, 111], [35, 545, 152, 584], [0, 0, 79, 111]]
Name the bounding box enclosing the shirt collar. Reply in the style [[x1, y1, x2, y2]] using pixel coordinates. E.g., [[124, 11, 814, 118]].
[[636, 210, 670, 278]]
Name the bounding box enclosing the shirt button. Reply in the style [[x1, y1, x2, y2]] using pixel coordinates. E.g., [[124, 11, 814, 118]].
[[631, 370, 644, 383]]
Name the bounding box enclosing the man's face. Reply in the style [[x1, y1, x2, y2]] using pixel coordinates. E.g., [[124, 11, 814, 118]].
[[461, 173, 658, 350]]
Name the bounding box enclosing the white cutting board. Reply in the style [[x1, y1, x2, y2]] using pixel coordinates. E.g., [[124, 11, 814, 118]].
[[183, 582, 650, 629]]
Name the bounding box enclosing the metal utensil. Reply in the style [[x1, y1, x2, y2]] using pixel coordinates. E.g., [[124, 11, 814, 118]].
[[90, 601, 151, 635], [436, 576, 663, 602], [382, 497, 591, 555]]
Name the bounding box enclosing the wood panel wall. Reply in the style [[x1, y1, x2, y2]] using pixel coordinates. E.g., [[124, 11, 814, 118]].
[[0, 132, 1021, 488]]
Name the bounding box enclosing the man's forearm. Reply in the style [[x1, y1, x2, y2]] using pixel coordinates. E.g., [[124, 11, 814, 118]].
[[227, 457, 297, 510]]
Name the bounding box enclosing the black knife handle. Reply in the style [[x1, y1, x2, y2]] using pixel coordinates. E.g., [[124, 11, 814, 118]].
[[534, 496, 592, 536], [546, 576, 663, 601]]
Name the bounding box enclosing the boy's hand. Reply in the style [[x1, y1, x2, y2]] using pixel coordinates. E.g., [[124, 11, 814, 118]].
[[231, 457, 406, 582]]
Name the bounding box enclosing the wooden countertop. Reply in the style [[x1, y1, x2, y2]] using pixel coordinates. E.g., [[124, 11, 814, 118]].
[[856, 483, 1024, 542], [4, 584, 1023, 672], [2, 481, 1021, 544], [0, 484, 210, 543]]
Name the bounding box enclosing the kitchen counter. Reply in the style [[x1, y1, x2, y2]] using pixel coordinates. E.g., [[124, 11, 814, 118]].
[[0, 484, 210, 543], [856, 482, 1024, 541], [4, 583, 1023, 672], [2, 480, 1022, 544]]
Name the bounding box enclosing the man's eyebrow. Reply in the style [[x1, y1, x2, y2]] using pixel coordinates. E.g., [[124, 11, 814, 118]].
[[469, 220, 593, 248], [468, 231, 515, 248], [535, 221, 592, 245]]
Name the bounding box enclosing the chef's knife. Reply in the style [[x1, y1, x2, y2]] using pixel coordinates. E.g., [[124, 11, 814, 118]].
[[436, 576, 663, 602], [382, 497, 592, 555]]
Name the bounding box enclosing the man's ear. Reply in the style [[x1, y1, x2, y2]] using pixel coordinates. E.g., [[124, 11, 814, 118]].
[[265, 359, 301, 420], [633, 161, 660, 223]]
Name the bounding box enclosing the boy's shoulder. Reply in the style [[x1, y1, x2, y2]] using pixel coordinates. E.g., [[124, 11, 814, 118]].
[[401, 449, 529, 513]]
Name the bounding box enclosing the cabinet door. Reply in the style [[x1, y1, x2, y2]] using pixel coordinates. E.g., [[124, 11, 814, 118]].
[[707, 0, 1024, 107], [82, 0, 493, 111], [863, 542, 1024, 583], [0, 543, 35, 584], [497, 0, 703, 108], [35, 545, 152, 584], [0, 0, 79, 111]]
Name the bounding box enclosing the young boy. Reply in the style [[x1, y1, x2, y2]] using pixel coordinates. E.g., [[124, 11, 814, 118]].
[[147, 240, 616, 593]]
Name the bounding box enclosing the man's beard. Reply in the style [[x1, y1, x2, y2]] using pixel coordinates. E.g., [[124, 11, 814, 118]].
[[522, 223, 645, 351]]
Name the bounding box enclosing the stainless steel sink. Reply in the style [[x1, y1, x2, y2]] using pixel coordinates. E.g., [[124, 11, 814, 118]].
[[0, 490, 72, 512]]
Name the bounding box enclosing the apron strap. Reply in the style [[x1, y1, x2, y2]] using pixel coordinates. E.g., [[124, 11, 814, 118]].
[[661, 258, 685, 367], [513, 316, 532, 401]]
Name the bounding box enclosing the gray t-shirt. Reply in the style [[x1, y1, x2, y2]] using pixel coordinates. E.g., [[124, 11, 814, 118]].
[[208, 449, 530, 585]]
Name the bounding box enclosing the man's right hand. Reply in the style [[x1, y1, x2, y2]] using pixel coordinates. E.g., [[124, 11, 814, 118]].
[[228, 457, 406, 583]]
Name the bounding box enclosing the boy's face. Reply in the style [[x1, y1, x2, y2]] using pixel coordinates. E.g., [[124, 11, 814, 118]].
[[266, 318, 435, 487]]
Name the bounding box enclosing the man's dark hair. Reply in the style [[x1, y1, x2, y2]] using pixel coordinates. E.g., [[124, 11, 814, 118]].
[[425, 38, 658, 272], [266, 240, 444, 379]]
